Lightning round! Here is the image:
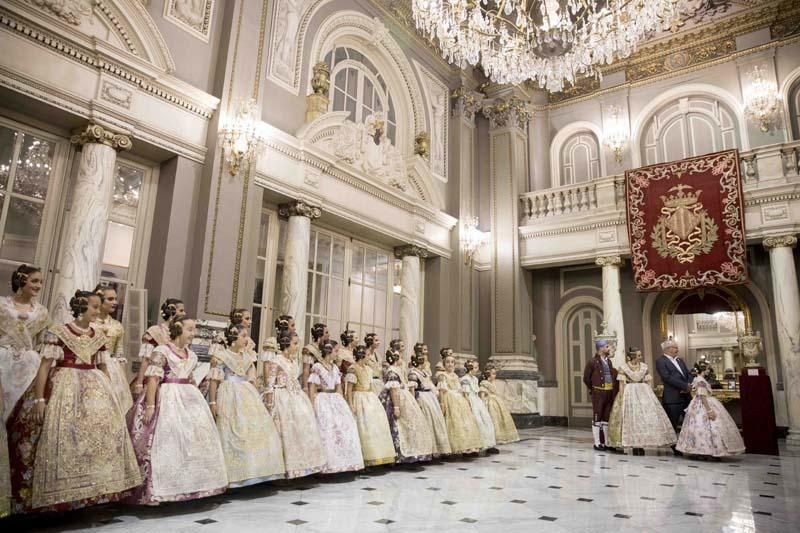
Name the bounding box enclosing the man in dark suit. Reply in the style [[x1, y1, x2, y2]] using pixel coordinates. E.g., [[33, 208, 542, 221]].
[[655, 338, 693, 454]]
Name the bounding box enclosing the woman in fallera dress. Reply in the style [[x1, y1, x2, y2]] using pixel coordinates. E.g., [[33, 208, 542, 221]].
[[607, 347, 676, 455], [2, 265, 50, 513], [257, 315, 295, 393], [676, 360, 745, 459], [308, 341, 364, 474], [461, 360, 497, 452], [208, 323, 285, 487], [302, 322, 328, 393], [408, 345, 451, 457], [130, 297, 185, 395], [381, 349, 434, 463], [345, 345, 396, 467], [92, 284, 133, 413], [336, 329, 356, 374], [30, 291, 142, 510], [437, 352, 484, 455], [127, 316, 227, 504], [364, 332, 384, 395], [479, 365, 520, 445], [264, 332, 326, 478]]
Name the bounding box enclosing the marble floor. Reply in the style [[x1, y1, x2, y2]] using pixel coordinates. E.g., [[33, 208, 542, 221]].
[[6, 427, 799, 533]]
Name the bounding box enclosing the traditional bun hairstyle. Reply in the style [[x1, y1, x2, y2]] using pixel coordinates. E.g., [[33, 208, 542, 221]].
[[168, 315, 192, 340], [321, 341, 334, 358], [69, 290, 95, 318], [389, 339, 402, 352], [410, 352, 422, 368], [481, 364, 496, 381], [413, 342, 425, 356], [278, 332, 295, 351], [229, 308, 247, 325], [364, 333, 377, 347], [692, 359, 710, 376], [93, 282, 112, 300], [223, 323, 242, 347], [626, 346, 642, 362], [440, 347, 453, 359], [385, 349, 399, 366], [274, 315, 292, 335], [353, 345, 367, 360], [340, 329, 355, 346], [311, 322, 327, 341], [11, 264, 41, 293], [465, 359, 478, 373], [160, 298, 184, 321]]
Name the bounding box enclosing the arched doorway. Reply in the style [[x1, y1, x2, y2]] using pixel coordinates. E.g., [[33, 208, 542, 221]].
[[563, 303, 604, 422]]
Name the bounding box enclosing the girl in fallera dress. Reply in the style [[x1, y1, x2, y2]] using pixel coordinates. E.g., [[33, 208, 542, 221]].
[[413, 342, 433, 374], [302, 322, 328, 393], [92, 284, 133, 413], [127, 316, 227, 504], [264, 332, 326, 478], [30, 291, 143, 510], [336, 329, 357, 374], [462, 360, 498, 452], [676, 360, 745, 459], [130, 298, 185, 395], [258, 315, 296, 393], [364, 333, 384, 395], [381, 349, 434, 463], [308, 341, 364, 473], [607, 347, 676, 455], [437, 351, 484, 455], [2, 265, 50, 513], [345, 345, 396, 467], [408, 345, 452, 457], [208, 323, 285, 487], [479, 365, 520, 445]]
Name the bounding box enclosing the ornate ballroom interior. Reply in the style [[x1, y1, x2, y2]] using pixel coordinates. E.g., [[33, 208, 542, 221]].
[[2, 0, 800, 531]]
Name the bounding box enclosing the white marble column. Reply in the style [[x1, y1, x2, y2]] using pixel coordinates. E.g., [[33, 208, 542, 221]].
[[52, 124, 131, 323], [764, 234, 800, 449], [395, 245, 427, 359], [279, 200, 321, 340], [595, 255, 626, 366], [722, 347, 736, 373]]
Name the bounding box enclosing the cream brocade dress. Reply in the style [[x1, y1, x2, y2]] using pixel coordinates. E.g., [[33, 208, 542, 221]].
[[346, 363, 395, 466], [461, 374, 497, 449], [366, 349, 384, 395], [676, 375, 745, 457], [408, 366, 451, 456], [437, 372, 483, 454], [266, 353, 326, 478], [209, 346, 285, 487], [32, 324, 143, 509], [93, 316, 133, 414], [607, 362, 677, 449], [479, 380, 520, 444], [381, 365, 434, 463]]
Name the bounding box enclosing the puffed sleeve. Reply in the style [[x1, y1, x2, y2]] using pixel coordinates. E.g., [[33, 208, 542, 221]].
[[260, 350, 276, 362], [302, 347, 316, 366], [345, 366, 357, 384], [383, 369, 402, 390], [39, 331, 64, 361], [144, 347, 167, 379], [479, 381, 491, 396], [460, 376, 472, 394], [95, 347, 112, 366], [307, 363, 322, 386], [138, 334, 155, 360], [265, 361, 278, 392], [407, 369, 421, 386], [693, 379, 711, 396], [208, 357, 225, 382], [617, 371, 628, 382], [436, 373, 448, 390]]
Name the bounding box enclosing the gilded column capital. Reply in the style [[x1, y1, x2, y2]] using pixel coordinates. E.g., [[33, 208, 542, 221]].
[[278, 199, 322, 219], [763, 234, 797, 249], [482, 96, 532, 130], [595, 255, 623, 267], [451, 86, 483, 123], [70, 123, 132, 152], [394, 244, 429, 259]]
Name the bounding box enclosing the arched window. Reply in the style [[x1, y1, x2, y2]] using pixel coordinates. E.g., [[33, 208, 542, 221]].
[[641, 95, 739, 165], [324, 46, 398, 144], [560, 132, 601, 185], [789, 78, 800, 141]]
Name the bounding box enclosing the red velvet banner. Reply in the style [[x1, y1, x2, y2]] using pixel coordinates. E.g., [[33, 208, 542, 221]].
[[625, 150, 747, 291]]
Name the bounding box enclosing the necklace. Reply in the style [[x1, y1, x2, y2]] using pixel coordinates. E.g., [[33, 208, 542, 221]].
[[70, 322, 92, 335]]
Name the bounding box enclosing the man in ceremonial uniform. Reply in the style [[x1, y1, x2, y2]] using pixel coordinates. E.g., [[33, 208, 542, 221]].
[[583, 324, 618, 451]]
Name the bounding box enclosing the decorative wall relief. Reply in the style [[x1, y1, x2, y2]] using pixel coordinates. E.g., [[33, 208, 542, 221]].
[[100, 81, 133, 109], [25, 0, 93, 25], [413, 61, 448, 182], [164, 0, 214, 42]]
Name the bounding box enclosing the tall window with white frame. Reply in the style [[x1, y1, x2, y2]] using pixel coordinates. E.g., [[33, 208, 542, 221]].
[[0, 124, 58, 296], [559, 132, 600, 185], [348, 243, 392, 345], [306, 228, 348, 344]]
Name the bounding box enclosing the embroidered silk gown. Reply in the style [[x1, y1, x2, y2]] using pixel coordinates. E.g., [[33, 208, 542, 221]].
[[336, 347, 355, 375], [607, 362, 676, 449], [127, 344, 227, 504], [2, 297, 49, 513], [408, 366, 451, 456], [461, 374, 496, 449], [308, 362, 364, 473], [93, 315, 133, 413], [381, 365, 434, 463], [31, 324, 143, 509], [437, 372, 483, 454], [346, 363, 395, 466], [209, 346, 285, 487], [366, 349, 384, 395], [676, 375, 745, 457], [479, 380, 520, 444], [265, 353, 326, 478]]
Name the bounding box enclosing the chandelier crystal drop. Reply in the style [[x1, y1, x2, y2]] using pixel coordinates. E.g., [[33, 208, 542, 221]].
[[412, 0, 700, 92]]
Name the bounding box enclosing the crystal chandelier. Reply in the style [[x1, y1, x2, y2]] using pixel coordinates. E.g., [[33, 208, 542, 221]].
[[603, 105, 628, 163], [461, 216, 486, 265], [743, 65, 782, 133], [412, 0, 699, 92], [219, 98, 266, 176]]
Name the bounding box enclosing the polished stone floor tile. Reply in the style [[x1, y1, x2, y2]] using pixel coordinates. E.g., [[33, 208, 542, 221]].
[[5, 427, 800, 532]]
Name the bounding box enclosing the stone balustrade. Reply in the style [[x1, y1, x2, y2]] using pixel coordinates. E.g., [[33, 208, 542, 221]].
[[518, 140, 800, 268]]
